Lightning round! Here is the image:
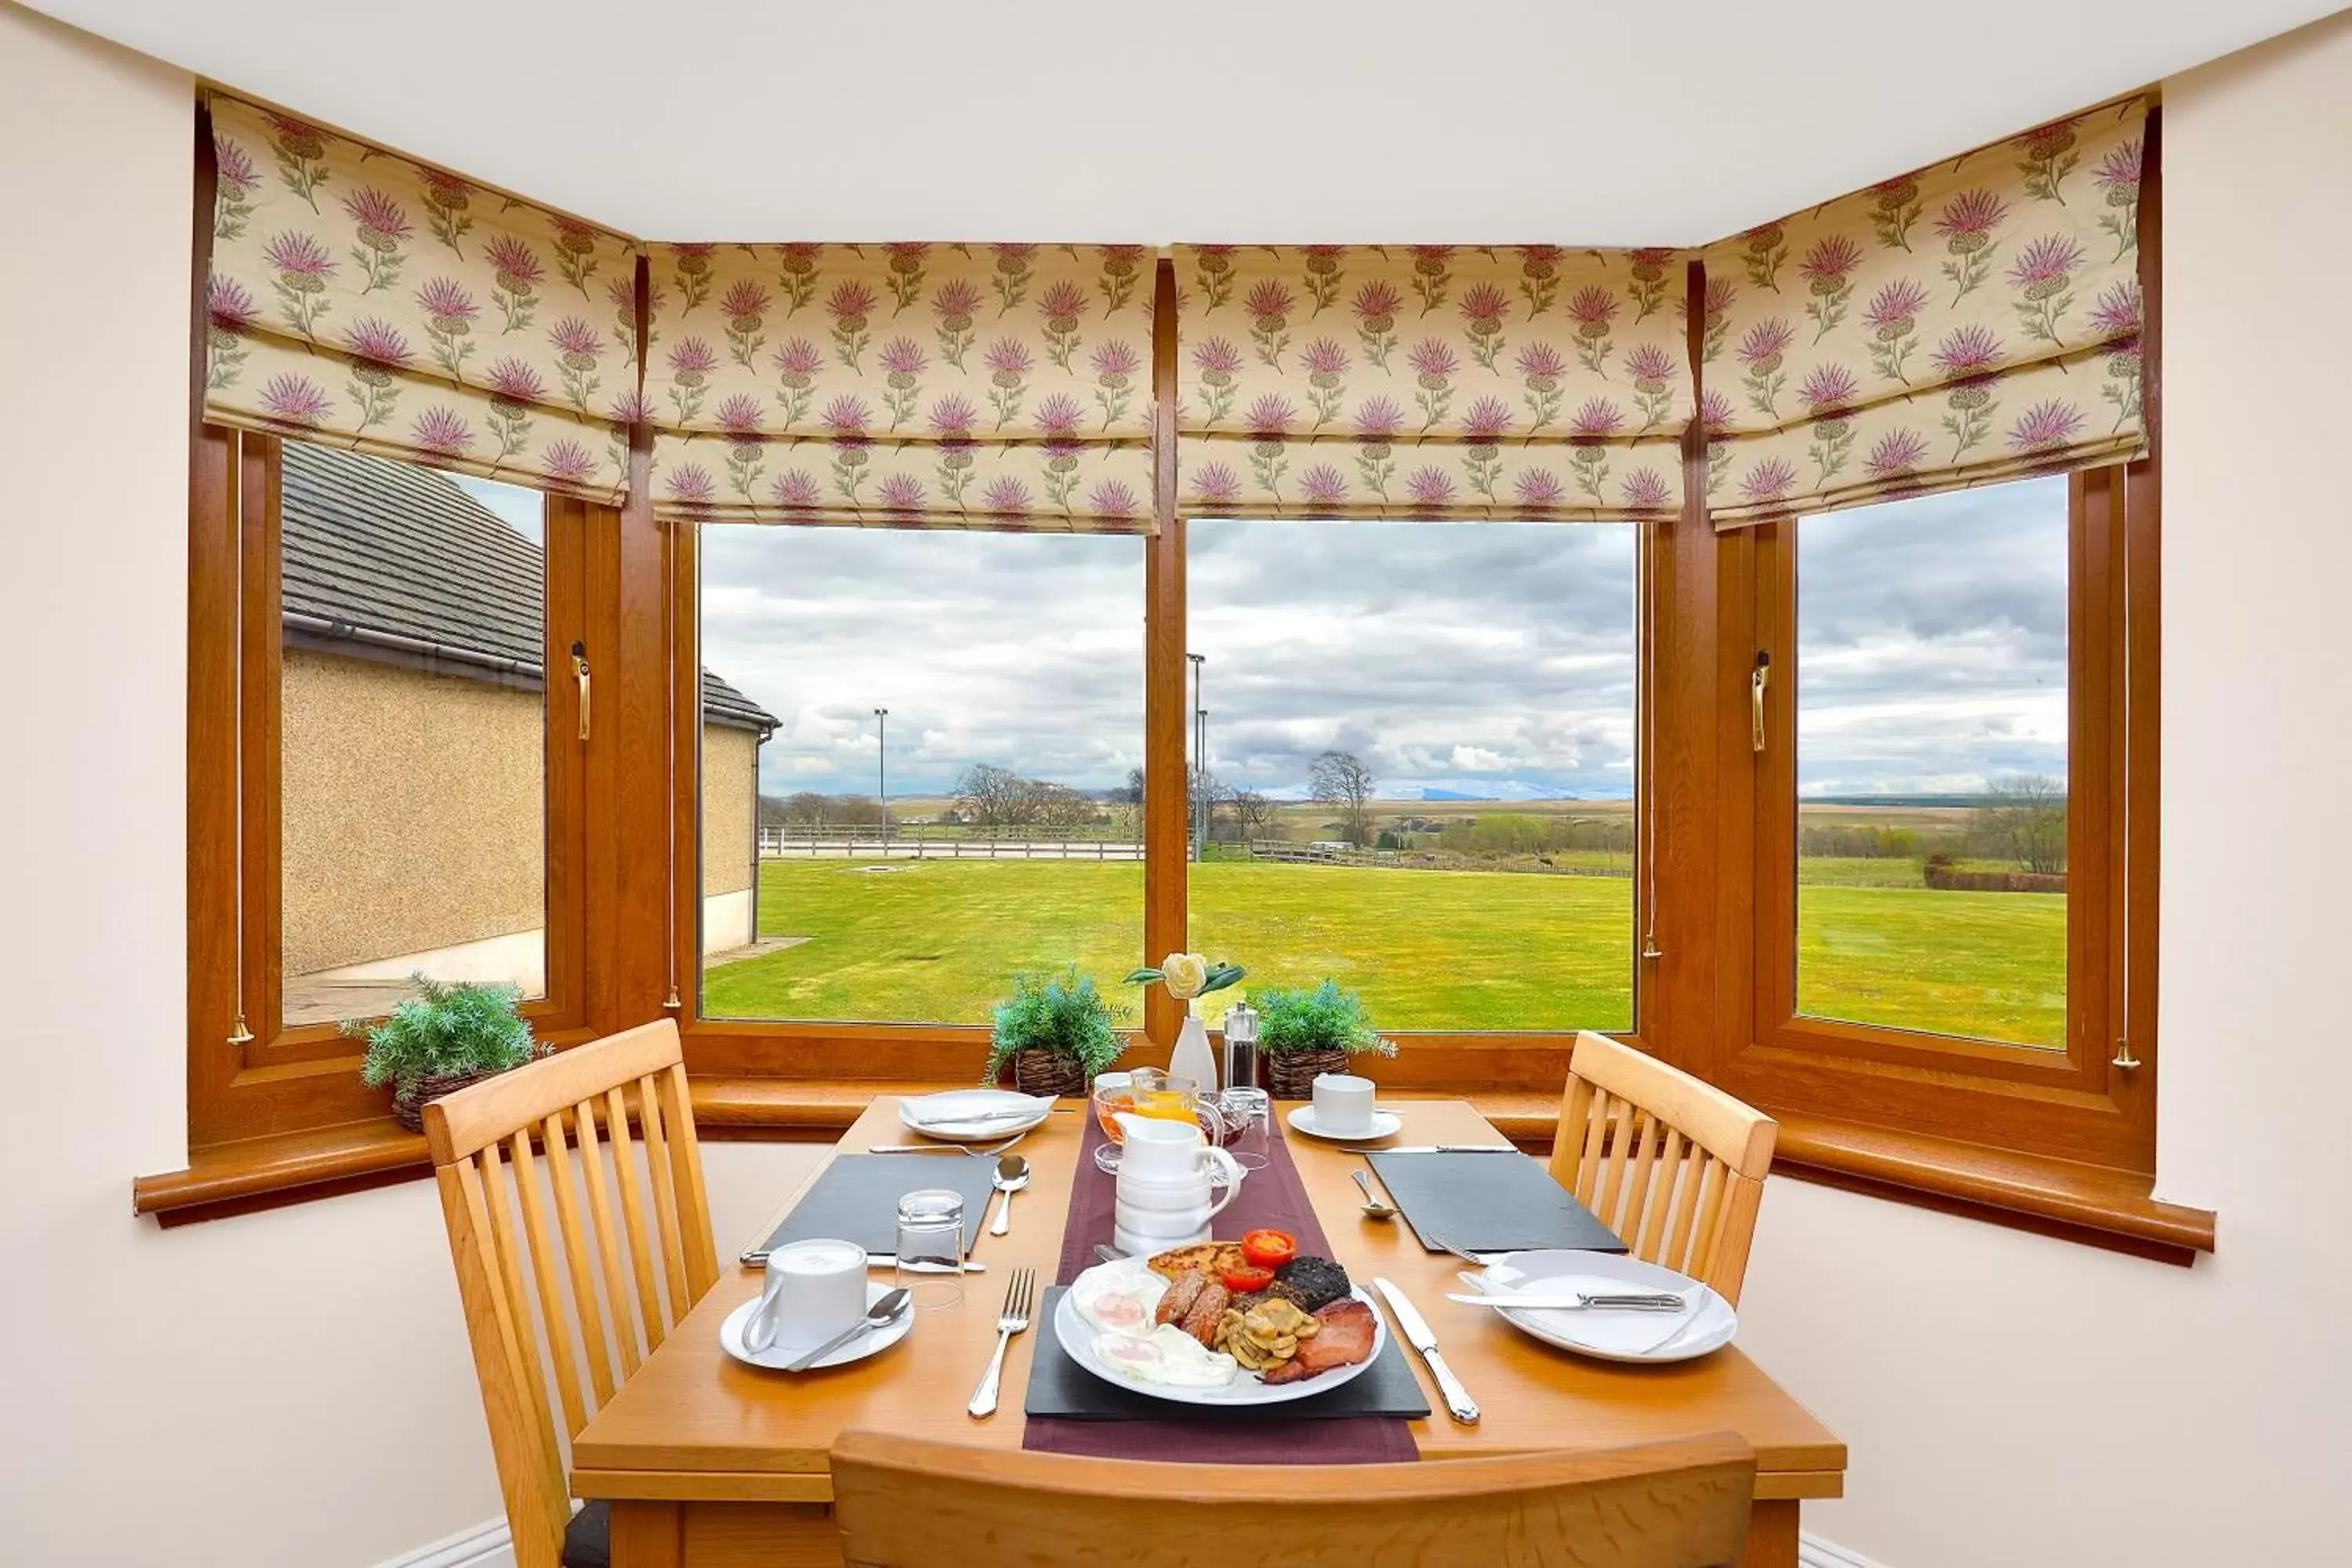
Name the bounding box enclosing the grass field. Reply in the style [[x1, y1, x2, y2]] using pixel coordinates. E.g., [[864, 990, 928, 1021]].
[[702, 858, 2067, 1047]]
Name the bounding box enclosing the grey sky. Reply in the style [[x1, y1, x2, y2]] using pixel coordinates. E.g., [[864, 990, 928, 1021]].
[[687, 472, 2070, 804], [481, 473, 2069, 804]]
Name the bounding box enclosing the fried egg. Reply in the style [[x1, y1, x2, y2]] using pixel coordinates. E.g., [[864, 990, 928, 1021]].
[[1093, 1324, 1239, 1388], [1070, 1256, 1167, 1334]]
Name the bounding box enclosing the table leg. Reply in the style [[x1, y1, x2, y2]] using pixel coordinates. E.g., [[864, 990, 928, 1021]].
[[611, 1500, 684, 1568], [1738, 1500, 1800, 1568]]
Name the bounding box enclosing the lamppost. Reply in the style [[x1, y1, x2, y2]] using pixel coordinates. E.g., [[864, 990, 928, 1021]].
[[873, 707, 889, 848], [1186, 653, 1206, 861]]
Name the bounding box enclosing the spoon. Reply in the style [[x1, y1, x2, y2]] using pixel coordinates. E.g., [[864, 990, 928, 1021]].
[[988, 1152, 1032, 1236], [782, 1287, 911, 1371], [1352, 1169, 1399, 1220]]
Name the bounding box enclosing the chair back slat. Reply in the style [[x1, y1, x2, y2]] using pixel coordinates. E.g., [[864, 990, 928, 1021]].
[[570, 1093, 644, 1378], [538, 1106, 619, 1408], [1549, 1033, 1777, 1305], [601, 1083, 670, 1353], [635, 1070, 694, 1320], [425, 1020, 713, 1568], [507, 1128, 589, 1441], [830, 1429, 1757, 1568]]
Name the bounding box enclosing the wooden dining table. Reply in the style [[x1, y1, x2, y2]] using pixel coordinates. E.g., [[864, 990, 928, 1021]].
[[571, 1097, 1846, 1566]]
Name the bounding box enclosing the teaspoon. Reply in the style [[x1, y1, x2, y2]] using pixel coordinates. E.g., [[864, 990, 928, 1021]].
[[1352, 1168, 1399, 1220]]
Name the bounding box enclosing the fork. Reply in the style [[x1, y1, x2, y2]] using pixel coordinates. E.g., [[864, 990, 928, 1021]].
[[1425, 1232, 1505, 1266], [866, 1132, 1031, 1158], [967, 1265, 1036, 1419]]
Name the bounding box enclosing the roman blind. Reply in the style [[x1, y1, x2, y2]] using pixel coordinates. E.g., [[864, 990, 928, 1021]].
[[1701, 96, 2148, 527], [641, 243, 1158, 529], [203, 96, 639, 502], [1172, 245, 1687, 521]]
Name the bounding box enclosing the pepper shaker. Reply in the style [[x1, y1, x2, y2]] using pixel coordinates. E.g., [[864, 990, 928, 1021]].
[[1221, 999, 1261, 1091]]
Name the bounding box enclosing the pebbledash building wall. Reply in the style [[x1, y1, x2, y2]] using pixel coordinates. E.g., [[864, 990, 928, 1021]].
[[275, 442, 775, 1020]]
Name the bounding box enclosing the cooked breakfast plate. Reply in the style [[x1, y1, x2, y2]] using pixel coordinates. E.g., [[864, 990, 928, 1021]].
[[1053, 1246, 1388, 1407], [895, 1089, 1053, 1142]]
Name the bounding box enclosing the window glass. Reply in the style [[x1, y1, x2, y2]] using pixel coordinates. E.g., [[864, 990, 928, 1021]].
[[278, 446, 548, 1027], [697, 527, 1145, 1023], [1185, 517, 1637, 1033], [1795, 477, 2068, 1049]]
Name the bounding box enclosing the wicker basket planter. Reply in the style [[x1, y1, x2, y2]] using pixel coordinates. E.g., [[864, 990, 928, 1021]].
[[1007, 1048, 1091, 1099], [391, 1069, 496, 1134], [1265, 1047, 1351, 1100]]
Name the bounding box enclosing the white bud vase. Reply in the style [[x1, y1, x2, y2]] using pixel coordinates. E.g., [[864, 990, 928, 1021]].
[[1169, 1004, 1219, 1094]]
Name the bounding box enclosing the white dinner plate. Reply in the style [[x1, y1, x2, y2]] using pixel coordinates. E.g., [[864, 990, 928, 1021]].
[[1053, 1275, 1388, 1406], [719, 1281, 913, 1372], [896, 1089, 1053, 1142], [1463, 1250, 1736, 1363], [1285, 1105, 1403, 1144]]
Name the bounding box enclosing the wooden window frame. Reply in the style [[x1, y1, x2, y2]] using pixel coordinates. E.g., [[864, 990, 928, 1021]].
[[666, 258, 1653, 1100], [1723, 461, 2157, 1174], [184, 424, 600, 1150]]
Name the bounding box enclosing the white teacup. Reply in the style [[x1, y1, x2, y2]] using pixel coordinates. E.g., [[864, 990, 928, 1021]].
[[743, 1238, 868, 1352], [1312, 1072, 1377, 1135]]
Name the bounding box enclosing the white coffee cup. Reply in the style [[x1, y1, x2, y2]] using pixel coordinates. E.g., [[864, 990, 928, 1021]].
[[1312, 1072, 1377, 1135], [744, 1238, 869, 1352]]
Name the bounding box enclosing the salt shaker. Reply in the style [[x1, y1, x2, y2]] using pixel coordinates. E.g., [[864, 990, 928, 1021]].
[[1221, 1000, 1261, 1091]]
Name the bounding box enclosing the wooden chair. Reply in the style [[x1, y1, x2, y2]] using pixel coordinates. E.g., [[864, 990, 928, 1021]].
[[1550, 1032, 1777, 1305], [425, 1018, 719, 1568], [831, 1429, 1755, 1567]]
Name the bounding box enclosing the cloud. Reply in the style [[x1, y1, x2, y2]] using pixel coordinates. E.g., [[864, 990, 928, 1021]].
[[697, 477, 2069, 804]]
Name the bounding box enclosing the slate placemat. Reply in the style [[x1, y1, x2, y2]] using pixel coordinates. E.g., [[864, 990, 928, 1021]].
[[1365, 1149, 1626, 1256], [745, 1154, 1002, 1261], [1023, 1287, 1432, 1424]]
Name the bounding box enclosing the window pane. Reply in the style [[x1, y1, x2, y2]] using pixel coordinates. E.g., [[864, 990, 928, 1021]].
[[279, 447, 548, 1027], [697, 527, 1145, 1023], [1795, 477, 2068, 1049], [1186, 517, 1636, 1033]]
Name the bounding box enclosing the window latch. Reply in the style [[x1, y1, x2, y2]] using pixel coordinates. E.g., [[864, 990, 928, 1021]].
[[572, 641, 590, 742], [1750, 652, 1772, 754]]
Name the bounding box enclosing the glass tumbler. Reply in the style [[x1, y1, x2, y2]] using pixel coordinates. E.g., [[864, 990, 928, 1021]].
[[1217, 1087, 1272, 1171], [893, 1188, 966, 1310]]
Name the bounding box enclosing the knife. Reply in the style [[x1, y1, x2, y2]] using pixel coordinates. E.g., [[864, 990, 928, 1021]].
[[1361, 1145, 1518, 1155], [1371, 1277, 1480, 1425]]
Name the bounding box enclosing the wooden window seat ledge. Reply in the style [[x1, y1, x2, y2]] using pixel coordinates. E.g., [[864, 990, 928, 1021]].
[[132, 1079, 2214, 1259]]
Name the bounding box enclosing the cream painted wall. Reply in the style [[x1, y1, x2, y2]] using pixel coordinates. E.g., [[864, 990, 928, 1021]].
[[0, 7, 824, 1565], [5, 3, 2348, 1565], [1732, 13, 2352, 1566]]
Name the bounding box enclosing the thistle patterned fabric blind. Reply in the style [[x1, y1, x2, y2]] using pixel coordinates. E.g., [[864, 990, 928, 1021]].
[[1700, 96, 2149, 528], [641, 243, 1157, 529], [203, 96, 639, 503], [1173, 245, 1687, 521]]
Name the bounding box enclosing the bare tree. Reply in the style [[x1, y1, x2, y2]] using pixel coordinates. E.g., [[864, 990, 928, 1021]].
[[1114, 766, 1146, 807], [1308, 750, 1377, 847], [1022, 779, 1097, 831], [778, 791, 830, 828], [954, 763, 1027, 827], [1230, 788, 1278, 843], [1984, 773, 2067, 875]]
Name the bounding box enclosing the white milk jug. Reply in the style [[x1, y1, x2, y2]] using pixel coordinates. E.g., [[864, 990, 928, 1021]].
[[1111, 1112, 1245, 1258]]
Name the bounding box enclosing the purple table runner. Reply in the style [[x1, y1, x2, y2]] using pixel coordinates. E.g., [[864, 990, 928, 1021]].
[[1022, 1115, 1419, 1464]]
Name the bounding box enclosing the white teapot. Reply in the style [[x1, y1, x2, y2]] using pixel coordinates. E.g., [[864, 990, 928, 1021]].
[[1111, 1112, 1245, 1257]]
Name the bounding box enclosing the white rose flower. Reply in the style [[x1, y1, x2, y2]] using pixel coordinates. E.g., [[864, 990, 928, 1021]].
[[1160, 953, 1209, 1000]]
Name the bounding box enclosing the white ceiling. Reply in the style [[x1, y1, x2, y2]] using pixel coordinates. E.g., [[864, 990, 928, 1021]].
[[29, 0, 2341, 245]]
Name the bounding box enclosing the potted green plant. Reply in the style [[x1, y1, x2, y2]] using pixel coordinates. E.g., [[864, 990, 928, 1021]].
[[343, 974, 545, 1132], [985, 967, 1127, 1097], [1256, 979, 1397, 1098]]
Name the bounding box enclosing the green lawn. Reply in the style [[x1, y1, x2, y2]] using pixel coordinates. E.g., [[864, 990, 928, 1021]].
[[704, 858, 2066, 1047]]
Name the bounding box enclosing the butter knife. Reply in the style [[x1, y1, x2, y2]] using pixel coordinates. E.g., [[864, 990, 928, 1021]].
[[1360, 1145, 1518, 1155], [1371, 1277, 1480, 1425]]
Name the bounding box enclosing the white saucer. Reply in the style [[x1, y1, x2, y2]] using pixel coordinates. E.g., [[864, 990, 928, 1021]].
[[896, 1089, 1053, 1142], [719, 1281, 913, 1371], [1286, 1105, 1403, 1143], [1462, 1251, 1736, 1364]]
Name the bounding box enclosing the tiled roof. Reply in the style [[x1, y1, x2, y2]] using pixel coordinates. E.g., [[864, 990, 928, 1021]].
[[280, 443, 778, 733]]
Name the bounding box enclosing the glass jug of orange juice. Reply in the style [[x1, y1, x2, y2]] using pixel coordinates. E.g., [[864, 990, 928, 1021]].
[[1091, 1069, 1199, 1174]]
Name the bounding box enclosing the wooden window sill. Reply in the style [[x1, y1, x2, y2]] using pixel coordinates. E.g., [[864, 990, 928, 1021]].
[[134, 1079, 2216, 1261]]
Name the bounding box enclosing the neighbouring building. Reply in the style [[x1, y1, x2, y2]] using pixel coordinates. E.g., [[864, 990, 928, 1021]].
[[277, 443, 775, 1023]]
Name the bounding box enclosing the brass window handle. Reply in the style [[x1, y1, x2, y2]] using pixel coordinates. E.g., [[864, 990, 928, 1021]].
[[1750, 652, 1771, 753], [572, 640, 590, 742]]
